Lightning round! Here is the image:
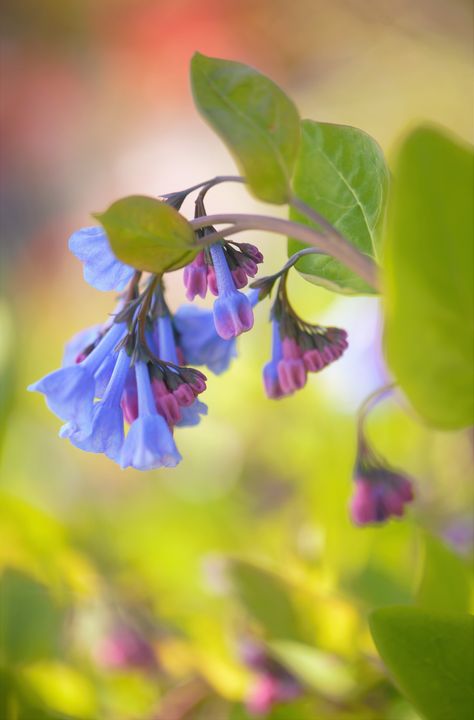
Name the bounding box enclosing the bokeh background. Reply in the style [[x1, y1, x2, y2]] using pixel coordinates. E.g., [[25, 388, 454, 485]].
[[1, 1, 473, 718]]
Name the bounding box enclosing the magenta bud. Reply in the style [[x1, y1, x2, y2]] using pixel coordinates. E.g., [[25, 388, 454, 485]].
[[173, 383, 195, 407], [303, 349, 325, 372], [239, 243, 264, 263], [232, 267, 248, 289], [277, 359, 307, 393], [263, 362, 286, 399]]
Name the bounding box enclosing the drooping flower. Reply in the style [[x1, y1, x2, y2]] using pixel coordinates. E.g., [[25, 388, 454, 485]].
[[28, 321, 127, 430], [260, 274, 348, 399], [183, 241, 264, 303], [68, 227, 135, 292], [120, 361, 182, 471], [63, 348, 131, 461], [174, 303, 238, 374], [210, 243, 254, 339], [350, 439, 414, 525]]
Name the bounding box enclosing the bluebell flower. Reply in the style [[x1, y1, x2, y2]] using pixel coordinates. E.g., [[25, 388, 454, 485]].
[[261, 283, 348, 399], [120, 361, 182, 471], [210, 243, 254, 340], [262, 319, 285, 399], [174, 305, 237, 375], [29, 321, 127, 429], [68, 226, 135, 292], [64, 348, 131, 461], [62, 324, 102, 366], [155, 311, 208, 427]]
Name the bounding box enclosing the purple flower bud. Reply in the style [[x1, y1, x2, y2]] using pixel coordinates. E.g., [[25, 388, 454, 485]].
[[183, 251, 208, 301], [277, 338, 307, 393], [350, 456, 415, 526]]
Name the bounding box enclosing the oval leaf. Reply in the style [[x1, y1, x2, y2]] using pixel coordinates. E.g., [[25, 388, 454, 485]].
[[383, 126, 474, 429], [230, 560, 303, 641], [369, 606, 474, 720], [268, 640, 355, 698], [289, 120, 389, 294], [94, 195, 198, 274], [191, 52, 300, 204]]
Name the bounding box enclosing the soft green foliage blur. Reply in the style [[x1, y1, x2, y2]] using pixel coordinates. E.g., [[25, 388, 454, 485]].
[[383, 126, 474, 429], [1, 4, 473, 719]]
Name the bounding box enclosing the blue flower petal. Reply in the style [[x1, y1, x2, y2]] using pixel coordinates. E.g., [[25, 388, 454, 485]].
[[62, 324, 102, 366], [28, 365, 95, 429], [175, 399, 208, 427], [174, 305, 237, 375], [120, 415, 182, 471], [68, 226, 135, 292]]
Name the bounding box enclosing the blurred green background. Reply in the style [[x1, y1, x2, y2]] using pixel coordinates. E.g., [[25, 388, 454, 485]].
[[0, 1, 472, 718]]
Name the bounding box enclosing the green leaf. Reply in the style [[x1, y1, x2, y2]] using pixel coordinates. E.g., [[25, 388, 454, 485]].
[[191, 52, 300, 204], [417, 534, 471, 613], [369, 606, 474, 720], [20, 663, 97, 719], [268, 640, 355, 698], [0, 569, 62, 665], [289, 120, 389, 294], [94, 195, 198, 274], [383, 125, 474, 429], [230, 560, 303, 641]]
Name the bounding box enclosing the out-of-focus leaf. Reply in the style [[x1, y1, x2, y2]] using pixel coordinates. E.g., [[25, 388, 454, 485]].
[[191, 53, 300, 204], [94, 195, 198, 274], [100, 671, 159, 719], [383, 125, 474, 429], [346, 562, 413, 607], [0, 300, 15, 451], [289, 120, 389, 294], [20, 662, 97, 719], [0, 569, 62, 664], [369, 606, 474, 720], [230, 560, 303, 641], [269, 640, 356, 698], [416, 534, 471, 613]]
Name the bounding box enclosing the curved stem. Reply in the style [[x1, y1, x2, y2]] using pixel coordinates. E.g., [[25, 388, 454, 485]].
[[190, 213, 380, 291], [162, 175, 245, 200], [357, 382, 397, 444]]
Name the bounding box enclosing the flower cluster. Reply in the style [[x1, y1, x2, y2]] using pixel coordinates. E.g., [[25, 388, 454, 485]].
[[260, 273, 348, 399], [350, 438, 414, 525], [184, 240, 263, 339], [29, 200, 350, 473], [240, 640, 301, 716]]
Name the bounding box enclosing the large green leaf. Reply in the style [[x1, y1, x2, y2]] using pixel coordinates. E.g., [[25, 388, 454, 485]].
[[191, 53, 300, 204], [94, 195, 198, 274], [416, 534, 471, 613], [289, 120, 389, 294], [230, 560, 303, 641], [383, 126, 474, 429], [369, 606, 474, 720]]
